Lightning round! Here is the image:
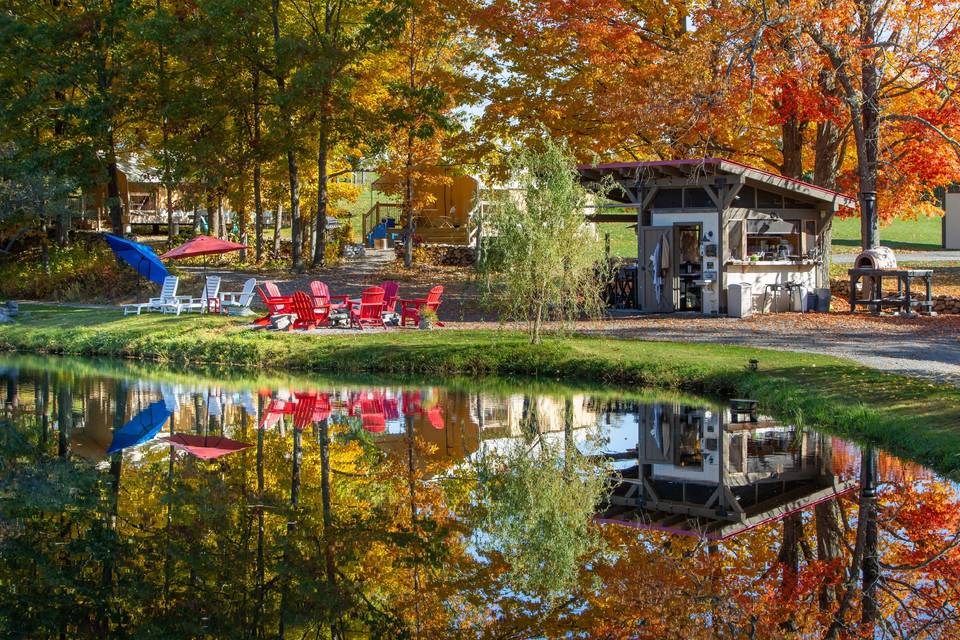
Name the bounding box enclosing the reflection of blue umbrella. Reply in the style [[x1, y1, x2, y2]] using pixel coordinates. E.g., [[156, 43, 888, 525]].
[[108, 400, 171, 453], [103, 234, 170, 285]]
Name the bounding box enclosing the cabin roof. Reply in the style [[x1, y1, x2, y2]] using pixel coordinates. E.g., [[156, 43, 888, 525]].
[[577, 158, 857, 209]]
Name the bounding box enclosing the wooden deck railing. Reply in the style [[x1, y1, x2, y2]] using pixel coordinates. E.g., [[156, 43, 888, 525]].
[[362, 200, 488, 248], [361, 202, 402, 242]]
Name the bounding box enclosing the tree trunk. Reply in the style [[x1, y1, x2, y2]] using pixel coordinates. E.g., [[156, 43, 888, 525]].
[[314, 110, 330, 269], [207, 190, 218, 238], [781, 119, 807, 179], [192, 201, 200, 235], [815, 499, 843, 609], [106, 132, 124, 237], [56, 208, 71, 247], [403, 9, 416, 269], [271, 0, 302, 272], [57, 385, 72, 459], [238, 204, 248, 262], [859, 6, 881, 250], [319, 417, 338, 632], [860, 447, 880, 630], [814, 114, 845, 285], [253, 69, 264, 263]]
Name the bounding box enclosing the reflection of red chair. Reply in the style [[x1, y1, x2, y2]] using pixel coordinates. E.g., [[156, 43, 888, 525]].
[[349, 286, 386, 330], [293, 393, 317, 430], [290, 291, 330, 330], [255, 286, 293, 326], [312, 394, 332, 422], [380, 281, 400, 313], [384, 397, 400, 420], [400, 286, 444, 327], [360, 396, 386, 433], [260, 398, 295, 430]]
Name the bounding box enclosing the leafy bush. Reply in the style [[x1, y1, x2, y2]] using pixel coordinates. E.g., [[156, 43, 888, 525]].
[[0, 239, 138, 302]]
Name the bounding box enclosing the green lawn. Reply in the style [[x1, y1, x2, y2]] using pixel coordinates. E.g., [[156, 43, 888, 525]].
[[2, 305, 960, 477], [831, 215, 944, 252]]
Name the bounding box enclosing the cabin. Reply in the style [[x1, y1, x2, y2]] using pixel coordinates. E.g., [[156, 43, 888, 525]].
[[597, 402, 856, 540], [578, 159, 857, 315], [76, 161, 192, 232], [366, 167, 485, 247]]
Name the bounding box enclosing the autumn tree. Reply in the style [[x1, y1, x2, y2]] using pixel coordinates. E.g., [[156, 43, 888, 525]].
[[480, 139, 607, 343]]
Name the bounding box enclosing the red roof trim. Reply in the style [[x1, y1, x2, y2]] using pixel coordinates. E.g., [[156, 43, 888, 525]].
[[577, 157, 856, 205]]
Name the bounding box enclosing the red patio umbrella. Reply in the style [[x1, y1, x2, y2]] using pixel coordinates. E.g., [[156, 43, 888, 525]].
[[160, 433, 252, 460], [159, 235, 248, 260]]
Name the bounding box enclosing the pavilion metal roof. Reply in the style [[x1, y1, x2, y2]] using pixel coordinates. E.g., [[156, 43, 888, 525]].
[[577, 157, 857, 209]]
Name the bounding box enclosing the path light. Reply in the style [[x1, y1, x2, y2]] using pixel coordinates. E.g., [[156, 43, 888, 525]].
[[749, 359, 759, 371]]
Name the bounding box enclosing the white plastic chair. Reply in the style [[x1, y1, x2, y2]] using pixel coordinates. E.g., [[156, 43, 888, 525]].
[[219, 278, 257, 315], [123, 276, 183, 315], [163, 276, 221, 316]]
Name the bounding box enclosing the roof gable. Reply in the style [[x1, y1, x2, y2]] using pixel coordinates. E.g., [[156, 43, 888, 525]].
[[577, 158, 856, 209]]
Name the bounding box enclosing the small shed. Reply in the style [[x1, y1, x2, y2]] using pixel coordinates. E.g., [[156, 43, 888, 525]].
[[578, 158, 857, 315], [370, 167, 482, 245]]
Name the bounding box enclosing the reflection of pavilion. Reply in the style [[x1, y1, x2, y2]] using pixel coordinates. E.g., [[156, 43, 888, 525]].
[[598, 403, 856, 540]]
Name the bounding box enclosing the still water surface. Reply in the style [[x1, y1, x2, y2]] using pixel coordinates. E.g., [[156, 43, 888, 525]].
[[0, 355, 957, 638]]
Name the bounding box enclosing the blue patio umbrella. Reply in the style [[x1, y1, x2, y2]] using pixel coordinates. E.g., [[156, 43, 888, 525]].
[[107, 400, 172, 453], [103, 233, 170, 285]]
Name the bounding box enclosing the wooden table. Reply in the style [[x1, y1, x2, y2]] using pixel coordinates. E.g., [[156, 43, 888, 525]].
[[848, 268, 933, 315]]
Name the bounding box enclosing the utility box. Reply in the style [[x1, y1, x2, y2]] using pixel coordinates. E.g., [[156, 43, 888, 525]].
[[727, 283, 754, 318], [945, 190, 960, 249]]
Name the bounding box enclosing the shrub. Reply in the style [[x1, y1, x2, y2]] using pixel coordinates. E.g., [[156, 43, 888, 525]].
[[0, 238, 138, 302]]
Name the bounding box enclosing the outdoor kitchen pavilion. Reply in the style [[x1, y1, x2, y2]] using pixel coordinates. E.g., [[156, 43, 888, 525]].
[[578, 159, 857, 315]]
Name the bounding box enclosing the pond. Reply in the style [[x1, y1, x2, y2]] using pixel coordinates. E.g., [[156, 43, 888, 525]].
[[0, 355, 957, 638]]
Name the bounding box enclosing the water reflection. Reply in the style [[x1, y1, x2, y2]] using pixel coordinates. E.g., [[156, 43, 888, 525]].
[[600, 403, 858, 540], [0, 357, 958, 639]]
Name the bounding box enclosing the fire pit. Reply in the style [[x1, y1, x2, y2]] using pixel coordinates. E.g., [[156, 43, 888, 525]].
[[848, 248, 933, 315]]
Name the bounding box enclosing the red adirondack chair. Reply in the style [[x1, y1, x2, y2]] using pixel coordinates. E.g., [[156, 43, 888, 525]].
[[255, 285, 294, 326], [400, 286, 444, 327], [379, 281, 400, 313], [309, 280, 348, 311], [290, 290, 330, 330], [349, 286, 386, 330]]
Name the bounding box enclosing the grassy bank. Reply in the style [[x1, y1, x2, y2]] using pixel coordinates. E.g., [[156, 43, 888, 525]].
[[1, 305, 959, 477]]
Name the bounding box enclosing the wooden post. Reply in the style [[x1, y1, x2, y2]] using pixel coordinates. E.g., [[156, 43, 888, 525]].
[[903, 275, 911, 316], [848, 273, 857, 313]]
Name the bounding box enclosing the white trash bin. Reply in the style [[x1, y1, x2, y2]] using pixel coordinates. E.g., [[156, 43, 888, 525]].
[[727, 283, 754, 318]]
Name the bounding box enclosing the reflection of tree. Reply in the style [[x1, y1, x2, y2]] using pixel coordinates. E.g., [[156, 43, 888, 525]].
[[3, 367, 960, 638], [474, 407, 608, 600]]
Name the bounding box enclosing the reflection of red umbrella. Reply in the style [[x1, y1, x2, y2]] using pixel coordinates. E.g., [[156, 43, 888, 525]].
[[160, 235, 248, 260], [427, 406, 445, 429], [160, 433, 252, 460]]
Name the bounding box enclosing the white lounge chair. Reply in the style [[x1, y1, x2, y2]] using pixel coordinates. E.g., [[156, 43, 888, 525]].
[[123, 276, 184, 315], [162, 276, 221, 316], [219, 278, 257, 316]]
